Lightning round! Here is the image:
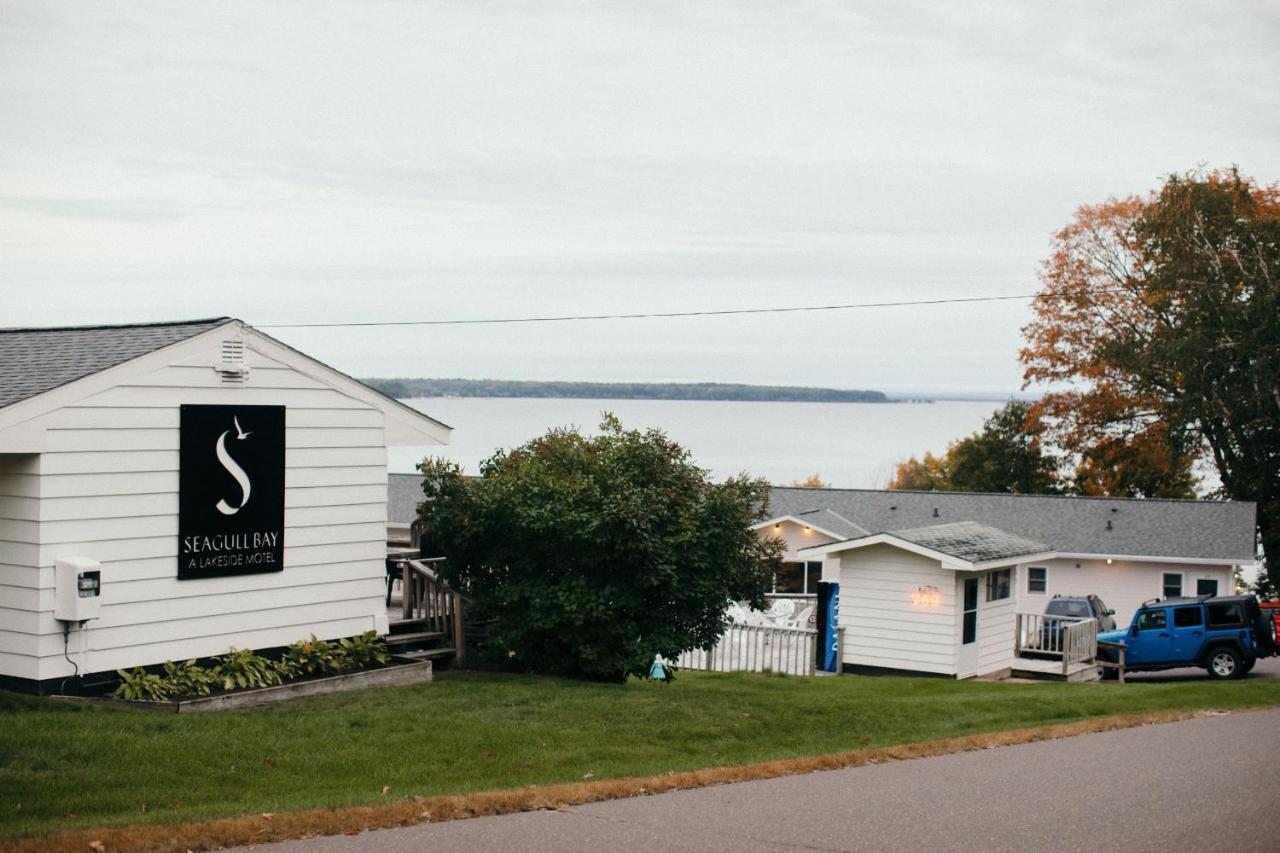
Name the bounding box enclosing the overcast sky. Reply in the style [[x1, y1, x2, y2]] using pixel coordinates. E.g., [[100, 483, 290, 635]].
[[2, 1, 1277, 395]]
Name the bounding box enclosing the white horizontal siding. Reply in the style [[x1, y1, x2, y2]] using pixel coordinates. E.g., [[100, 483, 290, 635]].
[[0, 517, 37, 544], [0, 650, 37, 680], [0, 494, 38, 520], [6, 335, 401, 682], [839, 544, 958, 675], [0, 563, 41, 588], [0, 472, 38, 498], [0, 454, 40, 675], [0, 541, 38, 569], [55, 616, 380, 675], [36, 465, 385, 499], [35, 509, 384, 546], [769, 520, 837, 559], [82, 384, 373, 410], [124, 364, 332, 391], [39, 445, 387, 475], [977, 595, 1015, 675], [45, 405, 384, 431], [26, 577, 382, 653], [1015, 557, 1236, 629], [0, 583, 39, 610], [42, 426, 385, 453], [38, 536, 381, 571], [841, 608, 957, 634], [848, 652, 955, 676], [39, 484, 389, 521], [42, 598, 386, 662]]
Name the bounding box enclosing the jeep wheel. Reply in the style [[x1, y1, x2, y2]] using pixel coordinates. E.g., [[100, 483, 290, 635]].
[[1206, 647, 1242, 680]]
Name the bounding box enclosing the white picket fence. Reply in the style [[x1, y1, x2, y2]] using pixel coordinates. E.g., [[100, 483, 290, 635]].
[[676, 623, 819, 676]]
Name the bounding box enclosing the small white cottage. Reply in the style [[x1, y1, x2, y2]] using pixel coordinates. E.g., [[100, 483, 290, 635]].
[[799, 521, 1054, 678], [0, 318, 449, 693], [755, 486, 1256, 678]]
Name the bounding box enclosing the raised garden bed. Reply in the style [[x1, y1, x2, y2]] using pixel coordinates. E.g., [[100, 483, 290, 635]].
[[63, 656, 432, 713]]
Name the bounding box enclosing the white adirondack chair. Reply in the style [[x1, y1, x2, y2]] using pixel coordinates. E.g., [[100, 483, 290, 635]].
[[763, 599, 795, 625]]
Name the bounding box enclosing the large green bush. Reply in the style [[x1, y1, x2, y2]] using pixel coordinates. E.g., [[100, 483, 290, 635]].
[[419, 415, 781, 682]]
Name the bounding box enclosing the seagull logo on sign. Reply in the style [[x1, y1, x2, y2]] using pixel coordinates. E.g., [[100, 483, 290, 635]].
[[214, 416, 253, 515]]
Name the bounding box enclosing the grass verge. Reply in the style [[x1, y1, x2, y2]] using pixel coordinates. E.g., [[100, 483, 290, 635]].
[[2, 670, 1279, 849]]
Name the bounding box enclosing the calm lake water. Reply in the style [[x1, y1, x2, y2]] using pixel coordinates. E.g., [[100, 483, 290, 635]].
[[391, 397, 1001, 489]]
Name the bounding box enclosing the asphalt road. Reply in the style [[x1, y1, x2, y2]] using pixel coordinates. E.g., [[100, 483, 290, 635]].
[[247, 707, 1280, 853]]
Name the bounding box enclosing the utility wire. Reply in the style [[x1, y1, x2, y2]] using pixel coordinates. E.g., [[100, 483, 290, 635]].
[[257, 288, 1127, 329]]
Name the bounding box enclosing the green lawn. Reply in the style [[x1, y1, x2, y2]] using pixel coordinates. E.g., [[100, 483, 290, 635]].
[[3, 670, 1279, 840]]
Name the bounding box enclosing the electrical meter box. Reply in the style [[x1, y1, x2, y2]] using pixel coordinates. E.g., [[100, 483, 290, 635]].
[[54, 556, 102, 622]]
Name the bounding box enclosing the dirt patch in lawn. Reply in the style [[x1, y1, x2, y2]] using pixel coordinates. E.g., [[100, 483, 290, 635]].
[[3, 708, 1228, 852]]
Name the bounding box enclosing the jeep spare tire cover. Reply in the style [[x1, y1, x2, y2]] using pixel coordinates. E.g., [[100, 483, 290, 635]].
[[1252, 604, 1277, 651]]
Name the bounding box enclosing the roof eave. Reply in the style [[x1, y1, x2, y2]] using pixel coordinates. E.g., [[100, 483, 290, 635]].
[[0, 319, 239, 437], [1051, 551, 1253, 567], [970, 550, 1058, 570], [798, 533, 979, 569]]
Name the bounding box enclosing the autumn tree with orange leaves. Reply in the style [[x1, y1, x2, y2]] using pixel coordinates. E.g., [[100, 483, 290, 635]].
[[1021, 168, 1280, 592]]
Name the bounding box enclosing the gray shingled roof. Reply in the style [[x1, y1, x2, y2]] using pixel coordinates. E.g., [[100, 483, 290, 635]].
[[0, 318, 232, 409], [389, 472, 425, 525], [387, 477, 1256, 562], [768, 487, 1256, 562], [885, 521, 1051, 564], [788, 508, 869, 540]]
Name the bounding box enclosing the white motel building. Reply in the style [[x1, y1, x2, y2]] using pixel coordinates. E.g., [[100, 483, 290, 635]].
[[0, 318, 448, 693]]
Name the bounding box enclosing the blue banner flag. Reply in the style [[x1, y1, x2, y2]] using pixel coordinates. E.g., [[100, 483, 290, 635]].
[[817, 581, 840, 672]]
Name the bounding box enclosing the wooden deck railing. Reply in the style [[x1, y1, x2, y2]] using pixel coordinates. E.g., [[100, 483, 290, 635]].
[[392, 556, 466, 666], [676, 623, 820, 676], [1015, 613, 1098, 675], [1096, 640, 1127, 683]]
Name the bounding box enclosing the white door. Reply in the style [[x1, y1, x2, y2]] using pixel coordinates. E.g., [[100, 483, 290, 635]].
[[956, 575, 980, 677]]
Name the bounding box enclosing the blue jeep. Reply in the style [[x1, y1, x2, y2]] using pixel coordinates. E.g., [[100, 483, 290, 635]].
[[1097, 594, 1277, 680]]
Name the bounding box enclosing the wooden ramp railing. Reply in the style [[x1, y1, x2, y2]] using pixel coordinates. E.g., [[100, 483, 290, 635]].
[[391, 556, 466, 666], [1015, 613, 1098, 675], [677, 623, 819, 676]]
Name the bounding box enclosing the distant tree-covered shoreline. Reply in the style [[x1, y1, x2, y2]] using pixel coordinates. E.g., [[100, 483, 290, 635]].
[[363, 377, 890, 403]]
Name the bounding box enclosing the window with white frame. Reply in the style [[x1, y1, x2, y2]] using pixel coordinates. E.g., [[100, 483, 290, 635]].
[[1027, 566, 1048, 594], [774, 561, 822, 595], [1162, 572, 1183, 598]]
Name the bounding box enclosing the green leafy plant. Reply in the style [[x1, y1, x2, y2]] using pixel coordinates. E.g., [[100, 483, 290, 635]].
[[113, 667, 173, 702], [419, 414, 781, 682], [161, 659, 214, 697], [279, 635, 344, 678], [212, 647, 282, 691], [337, 631, 390, 670]]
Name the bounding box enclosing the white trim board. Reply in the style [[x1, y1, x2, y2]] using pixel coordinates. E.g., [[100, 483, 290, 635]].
[[1052, 552, 1243, 567]]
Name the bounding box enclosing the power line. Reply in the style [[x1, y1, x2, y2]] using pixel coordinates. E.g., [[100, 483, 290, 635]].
[[256, 288, 1125, 329]]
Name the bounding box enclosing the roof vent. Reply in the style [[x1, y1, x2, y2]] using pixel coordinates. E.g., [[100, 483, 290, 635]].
[[216, 339, 250, 383], [933, 507, 939, 517], [1106, 519, 1113, 531]]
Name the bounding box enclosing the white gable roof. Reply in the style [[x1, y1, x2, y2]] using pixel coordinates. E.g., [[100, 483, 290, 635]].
[[0, 318, 450, 449]]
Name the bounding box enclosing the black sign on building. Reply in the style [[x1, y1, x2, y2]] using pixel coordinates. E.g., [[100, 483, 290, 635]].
[[178, 404, 285, 580]]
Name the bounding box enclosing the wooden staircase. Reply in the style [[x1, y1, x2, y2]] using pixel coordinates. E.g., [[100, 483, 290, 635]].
[[386, 555, 466, 668]]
